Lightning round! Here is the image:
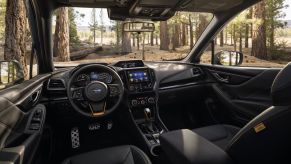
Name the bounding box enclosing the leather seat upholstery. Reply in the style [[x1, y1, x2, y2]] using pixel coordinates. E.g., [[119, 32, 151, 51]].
[[192, 124, 240, 149], [62, 145, 151, 164], [190, 62, 291, 163]]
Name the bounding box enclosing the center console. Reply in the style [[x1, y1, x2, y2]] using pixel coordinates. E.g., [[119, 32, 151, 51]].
[[115, 61, 167, 156]]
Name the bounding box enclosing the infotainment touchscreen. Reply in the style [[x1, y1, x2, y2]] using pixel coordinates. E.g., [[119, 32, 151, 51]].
[[127, 70, 149, 83]]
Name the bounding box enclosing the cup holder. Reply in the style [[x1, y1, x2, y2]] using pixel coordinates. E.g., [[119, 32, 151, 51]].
[[150, 145, 162, 156]]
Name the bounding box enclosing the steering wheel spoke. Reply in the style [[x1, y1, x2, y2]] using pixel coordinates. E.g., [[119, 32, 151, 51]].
[[71, 87, 85, 100], [108, 84, 121, 97], [89, 101, 106, 117]]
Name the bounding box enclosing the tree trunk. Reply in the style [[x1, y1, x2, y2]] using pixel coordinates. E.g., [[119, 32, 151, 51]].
[[175, 24, 180, 47], [54, 7, 70, 62], [233, 24, 237, 51], [230, 28, 233, 45], [132, 34, 136, 47], [181, 23, 186, 46], [159, 21, 169, 50], [4, 0, 28, 79], [137, 34, 140, 50], [121, 24, 132, 54], [189, 15, 194, 49], [196, 14, 208, 42], [269, 20, 275, 49], [224, 26, 228, 44], [251, 1, 267, 59], [249, 7, 253, 38], [150, 32, 154, 46], [220, 30, 224, 47], [245, 24, 249, 48], [239, 29, 242, 52]]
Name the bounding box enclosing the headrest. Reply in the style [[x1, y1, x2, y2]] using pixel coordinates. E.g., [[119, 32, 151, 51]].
[[271, 62, 291, 106]]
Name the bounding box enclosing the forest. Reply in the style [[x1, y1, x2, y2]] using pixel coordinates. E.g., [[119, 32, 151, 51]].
[[0, 0, 291, 78]]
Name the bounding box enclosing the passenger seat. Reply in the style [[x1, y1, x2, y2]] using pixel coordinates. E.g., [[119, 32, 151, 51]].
[[192, 124, 240, 150]]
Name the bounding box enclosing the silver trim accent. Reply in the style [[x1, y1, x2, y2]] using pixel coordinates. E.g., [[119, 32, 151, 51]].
[[71, 127, 80, 149], [159, 82, 201, 90]]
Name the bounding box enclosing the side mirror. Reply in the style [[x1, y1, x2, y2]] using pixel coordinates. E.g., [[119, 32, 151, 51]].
[[123, 21, 155, 33], [0, 60, 24, 89], [214, 51, 243, 66]]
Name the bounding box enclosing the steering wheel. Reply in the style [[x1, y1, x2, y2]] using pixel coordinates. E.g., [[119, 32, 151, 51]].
[[67, 64, 124, 117]]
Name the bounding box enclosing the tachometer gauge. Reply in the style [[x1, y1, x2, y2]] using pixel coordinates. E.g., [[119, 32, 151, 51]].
[[75, 74, 90, 86], [105, 73, 113, 83], [99, 73, 113, 83]]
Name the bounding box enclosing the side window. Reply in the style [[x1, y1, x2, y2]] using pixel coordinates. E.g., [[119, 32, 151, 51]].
[[0, 0, 38, 90], [201, 1, 291, 68]]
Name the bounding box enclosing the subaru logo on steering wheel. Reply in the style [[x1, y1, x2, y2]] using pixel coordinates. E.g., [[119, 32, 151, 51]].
[[92, 89, 102, 93]]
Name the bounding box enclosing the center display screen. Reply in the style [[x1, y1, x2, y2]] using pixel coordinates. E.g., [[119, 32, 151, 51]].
[[127, 70, 149, 83]]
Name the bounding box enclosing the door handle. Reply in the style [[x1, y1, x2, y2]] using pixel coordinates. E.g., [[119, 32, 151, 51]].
[[212, 73, 229, 83]]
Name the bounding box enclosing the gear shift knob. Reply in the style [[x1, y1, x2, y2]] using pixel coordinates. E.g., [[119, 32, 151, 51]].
[[144, 108, 151, 121]]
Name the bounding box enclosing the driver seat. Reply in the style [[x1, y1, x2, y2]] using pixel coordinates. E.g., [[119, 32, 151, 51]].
[[62, 145, 151, 164]]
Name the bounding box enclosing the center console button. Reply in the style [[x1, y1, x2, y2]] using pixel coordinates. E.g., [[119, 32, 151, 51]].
[[129, 85, 135, 91], [140, 100, 146, 105], [131, 100, 138, 106], [148, 97, 155, 104]]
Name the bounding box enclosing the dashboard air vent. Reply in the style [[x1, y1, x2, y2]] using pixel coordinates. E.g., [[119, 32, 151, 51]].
[[47, 79, 65, 90]]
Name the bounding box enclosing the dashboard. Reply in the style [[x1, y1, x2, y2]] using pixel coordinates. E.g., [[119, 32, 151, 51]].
[[46, 60, 207, 103]]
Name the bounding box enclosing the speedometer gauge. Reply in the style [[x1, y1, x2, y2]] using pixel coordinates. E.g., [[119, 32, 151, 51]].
[[90, 72, 112, 83]]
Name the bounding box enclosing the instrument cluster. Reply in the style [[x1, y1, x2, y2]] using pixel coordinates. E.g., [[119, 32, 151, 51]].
[[75, 72, 113, 86]]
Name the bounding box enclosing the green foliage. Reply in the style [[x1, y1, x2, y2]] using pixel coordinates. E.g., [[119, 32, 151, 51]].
[[0, 0, 6, 40], [265, 0, 289, 47], [68, 8, 80, 44]]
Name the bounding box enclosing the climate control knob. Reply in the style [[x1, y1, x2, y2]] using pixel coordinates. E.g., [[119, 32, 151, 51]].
[[148, 97, 155, 104], [131, 100, 138, 106], [140, 100, 146, 105]]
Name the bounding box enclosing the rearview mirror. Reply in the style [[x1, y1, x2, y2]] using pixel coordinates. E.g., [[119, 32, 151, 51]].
[[123, 21, 155, 33], [214, 51, 243, 66], [0, 60, 24, 89]]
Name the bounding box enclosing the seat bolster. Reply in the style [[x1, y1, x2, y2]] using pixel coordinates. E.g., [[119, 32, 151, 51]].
[[62, 145, 151, 164], [130, 146, 152, 164]]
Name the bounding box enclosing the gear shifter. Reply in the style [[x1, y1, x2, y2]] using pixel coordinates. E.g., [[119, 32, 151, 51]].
[[144, 108, 154, 133], [144, 108, 151, 121]]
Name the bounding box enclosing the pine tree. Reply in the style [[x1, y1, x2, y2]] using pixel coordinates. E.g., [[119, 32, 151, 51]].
[[4, 0, 28, 78], [251, 1, 267, 59], [53, 7, 70, 62]]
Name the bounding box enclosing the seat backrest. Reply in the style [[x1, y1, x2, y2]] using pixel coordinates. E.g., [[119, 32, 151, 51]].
[[226, 63, 291, 163]]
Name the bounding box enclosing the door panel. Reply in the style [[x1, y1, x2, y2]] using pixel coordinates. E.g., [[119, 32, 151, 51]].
[[0, 74, 49, 164], [203, 65, 280, 124]]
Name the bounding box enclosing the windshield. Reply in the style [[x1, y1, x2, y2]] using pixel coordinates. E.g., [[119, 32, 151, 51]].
[[52, 8, 212, 66]]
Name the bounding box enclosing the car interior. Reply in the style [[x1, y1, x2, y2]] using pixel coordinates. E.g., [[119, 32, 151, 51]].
[[1, 0, 291, 164]]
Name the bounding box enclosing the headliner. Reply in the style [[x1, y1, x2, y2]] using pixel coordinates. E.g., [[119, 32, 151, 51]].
[[55, 0, 244, 13]]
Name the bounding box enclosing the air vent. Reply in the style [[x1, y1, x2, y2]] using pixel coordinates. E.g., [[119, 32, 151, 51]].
[[47, 79, 66, 90]]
